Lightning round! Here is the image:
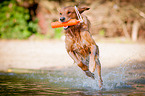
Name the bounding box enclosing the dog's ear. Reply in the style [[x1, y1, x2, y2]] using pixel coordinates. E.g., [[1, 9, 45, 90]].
[[78, 7, 90, 14]]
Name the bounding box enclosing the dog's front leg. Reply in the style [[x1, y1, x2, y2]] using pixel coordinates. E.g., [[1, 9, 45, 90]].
[[68, 51, 88, 71], [89, 45, 97, 73], [69, 51, 94, 78], [68, 51, 80, 64]]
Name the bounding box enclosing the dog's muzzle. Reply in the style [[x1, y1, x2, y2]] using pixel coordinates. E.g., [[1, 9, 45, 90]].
[[60, 17, 65, 22], [60, 17, 71, 30]]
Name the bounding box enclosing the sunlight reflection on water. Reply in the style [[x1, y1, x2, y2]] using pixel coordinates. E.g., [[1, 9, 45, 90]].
[[0, 61, 145, 95]]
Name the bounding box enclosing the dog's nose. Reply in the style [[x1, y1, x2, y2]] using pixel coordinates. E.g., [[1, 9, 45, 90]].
[[60, 17, 65, 22]]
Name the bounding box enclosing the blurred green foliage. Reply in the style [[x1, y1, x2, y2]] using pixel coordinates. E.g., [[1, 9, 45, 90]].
[[0, 0, 38, 39], [54, 28, 63, 39], [99, 29, 105, 37], [31, 27, 63, 40], [34, 33, 51, 40]]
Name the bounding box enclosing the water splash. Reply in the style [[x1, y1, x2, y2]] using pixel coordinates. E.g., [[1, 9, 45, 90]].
[[0, 58, 144, 95], [45, 63, 132, 91], [45, 52, 145, 92]]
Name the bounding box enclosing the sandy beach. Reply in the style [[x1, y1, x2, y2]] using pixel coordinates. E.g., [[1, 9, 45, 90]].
[[0, 40, 145, 72]]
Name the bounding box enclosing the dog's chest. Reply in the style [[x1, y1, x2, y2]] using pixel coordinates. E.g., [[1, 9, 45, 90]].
[[72, 39, 90, 56]]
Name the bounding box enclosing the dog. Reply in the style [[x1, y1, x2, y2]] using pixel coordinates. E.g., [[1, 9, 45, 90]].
[[59, 6, 103, 88]]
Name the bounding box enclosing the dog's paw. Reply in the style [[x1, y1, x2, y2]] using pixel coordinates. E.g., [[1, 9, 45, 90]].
[[99, 81, 103, 88], [85, 71, 95, 79]]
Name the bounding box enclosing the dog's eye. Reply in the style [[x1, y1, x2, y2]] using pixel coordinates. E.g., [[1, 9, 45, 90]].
[[60, 13, 62, 15], [67, 11, 71, 14]]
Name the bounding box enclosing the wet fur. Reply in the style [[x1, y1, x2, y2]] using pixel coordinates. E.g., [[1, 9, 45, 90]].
[[59, 6, 103, 88]]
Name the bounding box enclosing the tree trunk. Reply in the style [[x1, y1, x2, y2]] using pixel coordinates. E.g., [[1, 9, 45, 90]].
[[122, 24, 130, 39], [132, 20, 140, 41]]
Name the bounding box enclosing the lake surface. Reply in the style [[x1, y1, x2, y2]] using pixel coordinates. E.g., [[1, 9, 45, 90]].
[[0, 62, 145, 96]]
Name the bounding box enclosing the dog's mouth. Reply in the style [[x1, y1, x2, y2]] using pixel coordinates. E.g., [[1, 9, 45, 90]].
[[60, 18, 71, 30], [63, 26, 70, 30]]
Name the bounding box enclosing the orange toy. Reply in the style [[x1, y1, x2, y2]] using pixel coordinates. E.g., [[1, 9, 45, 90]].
[[51, 19, 80, 28]]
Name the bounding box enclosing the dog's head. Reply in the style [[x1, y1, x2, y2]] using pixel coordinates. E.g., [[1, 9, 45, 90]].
[[59, 6, 90, 23]]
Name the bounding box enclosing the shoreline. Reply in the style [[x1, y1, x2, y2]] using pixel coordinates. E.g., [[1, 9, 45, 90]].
[[0, 40, 145, 72]]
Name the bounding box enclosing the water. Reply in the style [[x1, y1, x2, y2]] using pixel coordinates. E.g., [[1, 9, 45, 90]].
[[0, 63, 145, 96]]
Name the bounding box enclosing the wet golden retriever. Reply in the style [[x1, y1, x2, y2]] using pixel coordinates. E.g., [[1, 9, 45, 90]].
[[59, 6, 103, 88]]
